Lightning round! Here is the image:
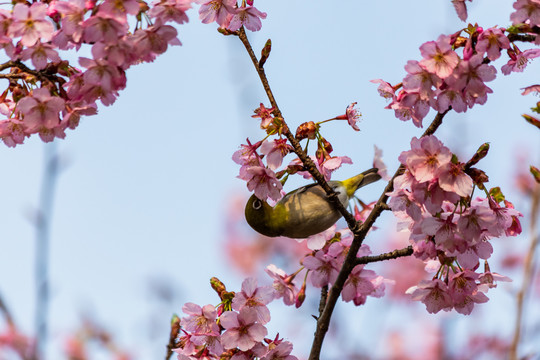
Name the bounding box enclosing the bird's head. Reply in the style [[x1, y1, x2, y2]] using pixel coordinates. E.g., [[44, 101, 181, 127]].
[[244, 195, 285, 237]]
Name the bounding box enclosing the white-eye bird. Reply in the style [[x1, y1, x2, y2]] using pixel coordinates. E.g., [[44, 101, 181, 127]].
[[245, 168, 381, 238]]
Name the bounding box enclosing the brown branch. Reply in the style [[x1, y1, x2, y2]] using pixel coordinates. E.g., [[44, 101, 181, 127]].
[[0, 60, 64, 86], [507, 33, 538, 43], [317, 286, 328, 319], [509, 183, 540, 360], [355, 246, 413, 266]]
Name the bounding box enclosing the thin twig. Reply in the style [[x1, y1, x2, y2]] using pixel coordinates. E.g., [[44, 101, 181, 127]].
[[355, 246, 413, 266], [509, 183, 540, 360]]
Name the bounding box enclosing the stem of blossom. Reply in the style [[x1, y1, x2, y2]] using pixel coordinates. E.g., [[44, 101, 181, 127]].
[[308, 110, 448, 360], [509, 183, 540, 360], [354, 246, 413, 266], [236, 28, 358, 230]]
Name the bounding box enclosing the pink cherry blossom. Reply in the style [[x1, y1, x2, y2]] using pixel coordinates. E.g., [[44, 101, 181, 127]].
[[305, 225, 337, 251], [420, 213, 463, 253], [478, 268, 512, 289], [228, 6, 267, 32], [303, 251, 339, 288], [370, 79, 396, 100], [243, 165, 283, 202], [197, 0, 236, 27], [446, 55, 496, 107], [451, 0, 471, 21], [0, 119, 26, 147], [181, 303, 220, 335], [17, 88, 65, 133], [436, 161, 473, 197], [398, 136, 452, 183], [521, 84, 540, 95], [260, 138, 293, 170], [252, 103, 275, 129], [419, 34, 459, 78], [79, 57, 126, 102], [501, 48, 540, 75], [149, 0, 192, 24], [53, 0, 87, 44], [389, 91, 430, 128], [82, 13, 128, 44], [476, 28, 510, 61], [232, 278, 274, 325], [20, 42, 61, 70], [434, 88, 467, 113], [345, 102, 361, 131], [220, 308, 267, 351], [317, 155, 353, 181], [342, 266, 377, 306], [403, 60, 442, 99], [98, 0, 140, 19], [407, 279, 453, 314], [260, 341, 298, 360], [457, 205, 497, 242], [510, 0, 540, 26], [132, 24, 181, 60], [233, 139, 262, 167], [265, 265, 299, 306], [8, 3, 54, 47], [448, 270, 489, 315], [91, 40, 138, 69]]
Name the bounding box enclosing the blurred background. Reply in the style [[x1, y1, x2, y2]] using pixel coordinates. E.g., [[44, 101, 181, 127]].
[[1, 0, 539, 359]]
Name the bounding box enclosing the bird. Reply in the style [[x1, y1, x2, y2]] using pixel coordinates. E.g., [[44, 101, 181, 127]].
[[245, 168, 381, 238]]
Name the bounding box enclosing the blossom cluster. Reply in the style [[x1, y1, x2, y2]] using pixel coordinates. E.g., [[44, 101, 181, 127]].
[[264, 226, 390, 308], [173, 278, 298, 360], [387, 135, 521, 314], [232, 103, 362, 202], [197, 0, 267, 32], [373, 23, 540, 128], [0, 0, 195, 146]]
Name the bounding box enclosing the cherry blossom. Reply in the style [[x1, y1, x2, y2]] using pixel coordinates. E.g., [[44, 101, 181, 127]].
[[418, 34, 459, 78], [17, 88, 65, 133], [228, 6, 267, 32], [232, 278, 275, 325], [220, 308, 268, 351], [8, 3, 54, 47]]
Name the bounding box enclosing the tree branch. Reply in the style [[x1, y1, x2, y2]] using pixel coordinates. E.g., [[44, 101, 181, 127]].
[[355, 246, 413, 266]]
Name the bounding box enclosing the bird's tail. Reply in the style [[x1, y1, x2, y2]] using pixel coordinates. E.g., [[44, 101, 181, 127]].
[[342, 168, 382, 197]]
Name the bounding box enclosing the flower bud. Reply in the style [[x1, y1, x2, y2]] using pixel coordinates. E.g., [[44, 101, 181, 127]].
[[295, 121, 318, 140]]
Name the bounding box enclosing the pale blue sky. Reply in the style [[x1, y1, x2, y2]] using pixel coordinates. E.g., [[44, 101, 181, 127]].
[[1, 1, 539, 358]]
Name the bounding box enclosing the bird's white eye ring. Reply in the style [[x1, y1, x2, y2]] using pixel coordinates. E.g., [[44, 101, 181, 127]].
[[253, 199, 262, 210]]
